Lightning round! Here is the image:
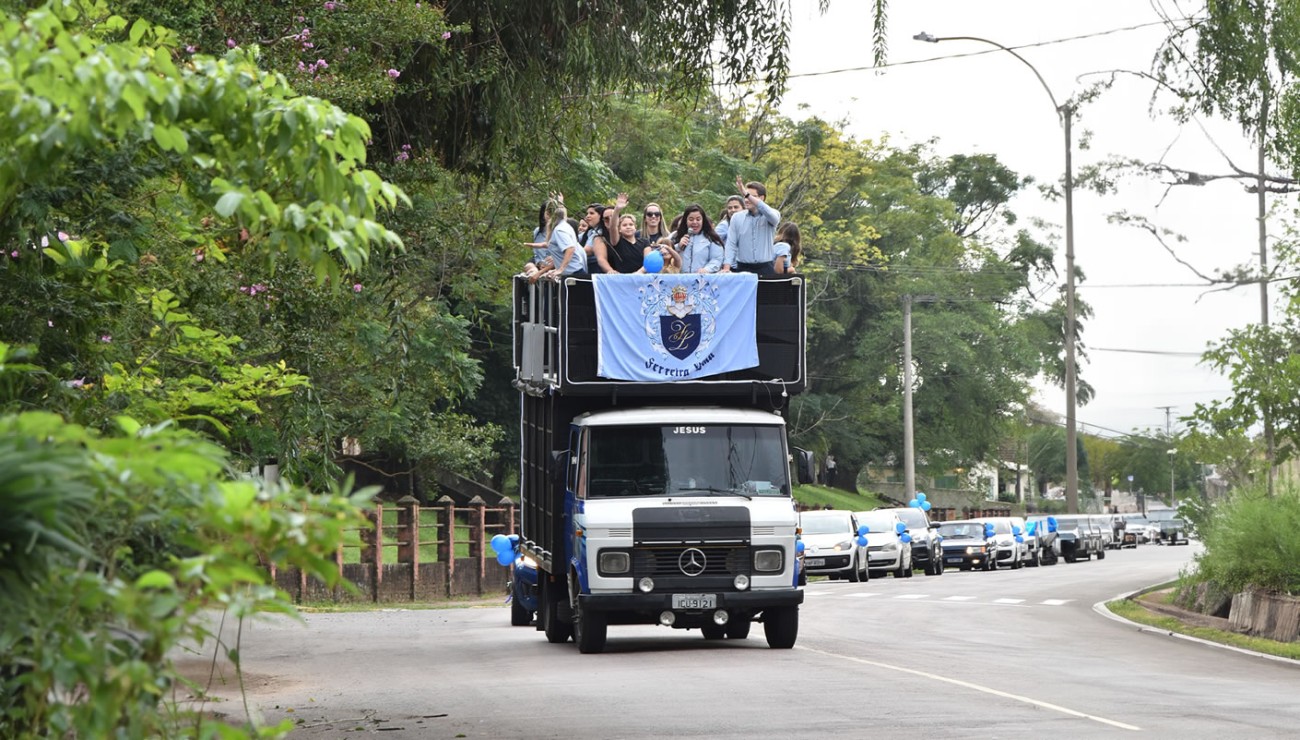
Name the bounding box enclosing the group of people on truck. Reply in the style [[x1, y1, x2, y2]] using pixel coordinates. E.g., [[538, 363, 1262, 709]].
[[522, 176, 802, 281]]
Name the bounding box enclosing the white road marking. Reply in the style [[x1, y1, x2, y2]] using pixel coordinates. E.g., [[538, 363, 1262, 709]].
[[993, 598, 1025, 604], [942, 596, 976, 601], [895, 594, 929, 600], [799, 646, 1142, 731], [1041, 599, 1072, 606], [846, 592, 881, 598]]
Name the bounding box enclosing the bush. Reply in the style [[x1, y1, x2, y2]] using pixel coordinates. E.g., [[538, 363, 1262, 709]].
[[1190, 483, 1300, 596]]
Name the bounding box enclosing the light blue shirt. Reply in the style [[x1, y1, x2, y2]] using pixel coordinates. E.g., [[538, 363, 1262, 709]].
[[723, 198, 780, 267], [532, 227, 548, 264], [715, 219, 729, 244], [680, 234, 724, 273], [774, 241, 791, 271], [547, 221, 583, 274]]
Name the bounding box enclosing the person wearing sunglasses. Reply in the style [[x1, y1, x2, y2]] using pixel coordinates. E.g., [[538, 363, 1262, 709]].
[[638, 202, 670, 243]]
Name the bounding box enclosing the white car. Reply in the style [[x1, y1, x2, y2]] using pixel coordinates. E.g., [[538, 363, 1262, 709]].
[[981, 517, 1025, 569], [854, 510, 914, 578], [799, 510, 868, 582]]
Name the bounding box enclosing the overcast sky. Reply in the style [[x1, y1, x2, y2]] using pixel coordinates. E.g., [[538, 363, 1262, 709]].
[[779, 0, 1272, 440]]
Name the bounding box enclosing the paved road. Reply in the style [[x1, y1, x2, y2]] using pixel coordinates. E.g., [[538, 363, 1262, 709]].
[[184, 544, 1300, 738]]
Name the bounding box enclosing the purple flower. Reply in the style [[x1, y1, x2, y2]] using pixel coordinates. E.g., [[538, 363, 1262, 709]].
[[185, 44, 196, 53], [100, 335, 112, 343], [316, 58, 328, 70], [386, 68, 400, 79], [47, 320, 54, 327], [9, 250, 16, 258], [352, 283, 363, 293], [66, 378, 85, 389], [324, 1, 337, 9], [442, 31, 452, 40], [226, 38, 237, 48]]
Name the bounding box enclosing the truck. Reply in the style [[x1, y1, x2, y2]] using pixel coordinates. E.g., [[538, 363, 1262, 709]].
[[511, 273, 812, 653]]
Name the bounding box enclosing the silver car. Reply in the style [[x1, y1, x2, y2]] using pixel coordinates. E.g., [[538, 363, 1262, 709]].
[[854, 510, 914, 578]]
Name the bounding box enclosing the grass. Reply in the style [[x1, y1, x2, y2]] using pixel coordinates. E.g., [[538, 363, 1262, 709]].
[[1106, 597, 1300, 661], [793, 483, 888, 512]]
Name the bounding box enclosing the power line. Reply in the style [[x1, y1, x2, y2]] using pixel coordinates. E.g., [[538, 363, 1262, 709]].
[[1090, 346, 1204, 357], [784, 21, 1171, 81]]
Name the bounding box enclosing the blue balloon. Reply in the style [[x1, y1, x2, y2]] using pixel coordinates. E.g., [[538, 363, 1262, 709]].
[[508, 533, 520, 546], [796, 540, 806, 554], [900, 533, 913, 544], [1012, 525, 1022, 536], [983, 523, 995, 538], [1015, 535, 1024, 544], [921, 501, 931, 511], [895, 521, 907, 535], [490, 534, 511, 555], [496, 549, 516, 566], [916, 492, 927, 502], [643, 249, 664, 273], [856, 535, 868, 547], [909, 498, 919, 508], [1047, 516, 1058, 533], [858, 524, 870, 536]]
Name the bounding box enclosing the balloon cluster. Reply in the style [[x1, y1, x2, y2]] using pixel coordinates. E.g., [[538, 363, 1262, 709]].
[[895, 520, 913, 544], [983, 522, 995, 539], [1012, 524, 1024, 544], [491, 533, 521, 566], [1047, 516, 1058, 533], [907, 491, 932, 512], [856, 524, 869, 547]]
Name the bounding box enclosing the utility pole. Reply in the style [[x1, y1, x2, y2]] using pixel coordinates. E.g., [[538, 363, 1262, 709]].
[[1157, 405, 1175, 504], [903, 295, 916, 499], [1258, 94, 1276, 497]]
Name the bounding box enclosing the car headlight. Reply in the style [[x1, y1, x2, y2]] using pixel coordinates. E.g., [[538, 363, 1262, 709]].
[[882, 542, 899, 551], [598, 550, 630, 575], [834, 540, 853, 551], [753, 549, 784, 572]]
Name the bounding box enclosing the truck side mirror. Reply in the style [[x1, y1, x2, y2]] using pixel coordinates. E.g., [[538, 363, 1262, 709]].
[[793, 447, 815, 485], [550, 450, 570, 485]]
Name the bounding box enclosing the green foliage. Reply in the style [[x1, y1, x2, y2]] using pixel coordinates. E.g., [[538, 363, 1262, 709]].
[[2, 0, 408, 287], [0, 410, 372, 737], [793, 484, 887, 513], [1190, 482, 1300, 595]]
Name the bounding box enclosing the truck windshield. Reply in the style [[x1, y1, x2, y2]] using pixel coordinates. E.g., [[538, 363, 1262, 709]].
[[586, 424, 790, 498]]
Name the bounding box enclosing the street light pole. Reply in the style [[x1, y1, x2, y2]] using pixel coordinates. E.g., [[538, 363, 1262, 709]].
[[914, 32, 1079, 514]]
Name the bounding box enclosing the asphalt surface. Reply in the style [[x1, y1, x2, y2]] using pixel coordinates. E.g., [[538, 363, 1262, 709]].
[[180, 543, 1300, 738]]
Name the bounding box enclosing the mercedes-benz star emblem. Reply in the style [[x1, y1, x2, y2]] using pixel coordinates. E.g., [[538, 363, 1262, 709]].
[[678, 548, 707, 577]]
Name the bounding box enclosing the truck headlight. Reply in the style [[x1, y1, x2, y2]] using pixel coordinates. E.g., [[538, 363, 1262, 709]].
[[598, 550, 630, 575], [753, 549, 784, 572]]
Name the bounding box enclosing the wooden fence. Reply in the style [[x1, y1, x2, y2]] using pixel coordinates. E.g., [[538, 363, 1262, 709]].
[[270, 494, 517, 603]]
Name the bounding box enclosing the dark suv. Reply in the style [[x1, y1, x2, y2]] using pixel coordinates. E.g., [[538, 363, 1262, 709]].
[[879, 507, 944, 576]]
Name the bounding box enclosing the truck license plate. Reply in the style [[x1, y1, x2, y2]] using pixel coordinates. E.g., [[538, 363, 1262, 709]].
[[803, 558, 826, 567], [672, 594, 716, 609], [946, 556, 963, 564]]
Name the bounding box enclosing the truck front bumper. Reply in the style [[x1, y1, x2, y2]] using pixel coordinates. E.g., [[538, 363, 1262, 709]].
[[581, 589, 804, 613]]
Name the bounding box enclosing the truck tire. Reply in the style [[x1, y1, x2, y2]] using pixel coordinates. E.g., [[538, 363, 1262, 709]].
[[763, 606, 798, 649], [1096, 548, 1106, 560], [725, 619, 751, 640], [511, 596, 532, 627], [542, 581, 571, 644], [573, 599, 607, 654]]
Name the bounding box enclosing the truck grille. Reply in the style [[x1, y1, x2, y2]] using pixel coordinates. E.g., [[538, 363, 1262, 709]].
[[631, 544, 751, 591]]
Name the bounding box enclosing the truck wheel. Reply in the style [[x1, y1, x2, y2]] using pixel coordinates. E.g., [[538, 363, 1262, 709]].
[[573, 599, 607, 654], [511, 596, 532, 627], [763, 606, 798, 649], [701, 624, 725, 640], [725, 619, 751, 639], [542, 582, 571, 644], [1096, 548, 1106, 560]]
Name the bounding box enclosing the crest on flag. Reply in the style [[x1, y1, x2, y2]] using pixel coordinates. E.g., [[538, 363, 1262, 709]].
[[640, 278, 719, 361]]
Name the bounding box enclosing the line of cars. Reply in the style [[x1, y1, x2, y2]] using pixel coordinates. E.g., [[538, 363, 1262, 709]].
[[798, 507, 1183, 581]]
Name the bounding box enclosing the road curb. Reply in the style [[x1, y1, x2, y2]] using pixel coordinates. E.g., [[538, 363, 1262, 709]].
[[1093, 586, 1300, 668]]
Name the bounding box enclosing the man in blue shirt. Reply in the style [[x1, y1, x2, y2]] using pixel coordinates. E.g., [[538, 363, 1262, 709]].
[[722, 176, 780, 277]]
